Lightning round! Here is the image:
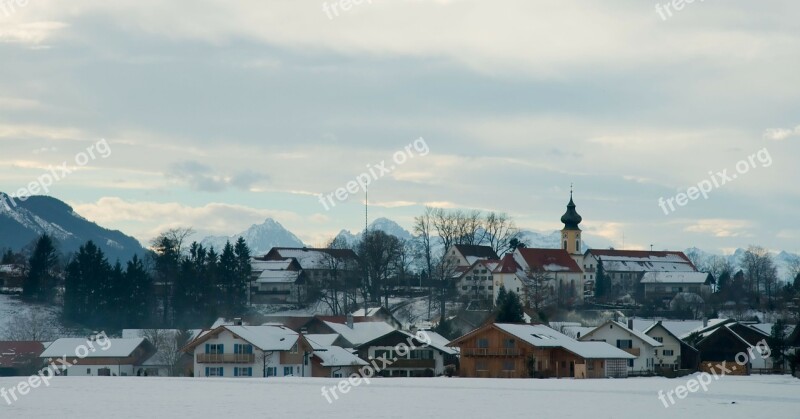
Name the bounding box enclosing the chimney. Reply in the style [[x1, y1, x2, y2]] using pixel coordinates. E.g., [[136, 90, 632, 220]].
[[300, 327, 308, 335], [233, 317, 243, 326], [627, 318, 634, 330], [346, 313, 354, 329]]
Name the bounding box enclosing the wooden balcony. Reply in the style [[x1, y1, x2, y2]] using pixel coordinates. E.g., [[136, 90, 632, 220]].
[[196, 354, 255, 364], [463, 348, 521, 357]]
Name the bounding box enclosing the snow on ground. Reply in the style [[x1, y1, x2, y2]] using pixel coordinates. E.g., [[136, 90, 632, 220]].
[[0, 294, 63, 335], [1, 375, 798, 418]]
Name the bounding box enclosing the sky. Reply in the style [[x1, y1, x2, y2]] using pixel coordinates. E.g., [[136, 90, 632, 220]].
[[0, 0, 798, 254]]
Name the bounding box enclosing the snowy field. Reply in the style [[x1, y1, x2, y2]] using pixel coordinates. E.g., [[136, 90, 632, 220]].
[[1, 375, 798, 418]]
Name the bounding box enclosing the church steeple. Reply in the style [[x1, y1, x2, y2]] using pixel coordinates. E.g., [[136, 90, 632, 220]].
[[561, 186, 583, 255]]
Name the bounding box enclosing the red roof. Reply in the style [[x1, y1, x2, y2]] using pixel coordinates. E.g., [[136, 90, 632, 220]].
[[516, 248, 582, 273], [0, 341, 45, 368], [494, 254, 522, 274]]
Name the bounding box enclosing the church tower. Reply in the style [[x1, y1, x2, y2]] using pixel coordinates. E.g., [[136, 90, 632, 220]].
[[560, 187, 583, 256]]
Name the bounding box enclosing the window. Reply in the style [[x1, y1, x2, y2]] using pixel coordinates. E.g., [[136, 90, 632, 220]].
[[206, 344, 224, 354], [234, 344, 253, 354], [576, 240, 580, 252], [284, 366, 294, 376], [462, 286, 468, 290], [663, 350, 674, 356], [616, 340, 632, 349], [411, 350, 433, 360], [205, 367, 223, 377], [503, 339, 516, 348], [234, 367, 253, 377], [477, 339, 489, 349], [488, 285, 493, 290], [627, 359, 634, 368], [87, 368, 91, 375], [472, 286, 478, 290], [266, 367, 277, 377], [654, 337, 663, 343]]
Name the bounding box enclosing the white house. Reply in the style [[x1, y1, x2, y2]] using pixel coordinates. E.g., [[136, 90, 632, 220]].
[[579, 320, 662, 374], [40, 337, 155, 377], [642, 321, 699, 371], [182, 324, 311, 378]]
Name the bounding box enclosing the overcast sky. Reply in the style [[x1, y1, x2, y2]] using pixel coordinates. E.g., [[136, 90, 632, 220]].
[[1, 0, 798, 254]]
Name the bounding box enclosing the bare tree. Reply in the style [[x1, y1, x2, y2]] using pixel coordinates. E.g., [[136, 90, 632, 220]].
[[523, 267, 554, 312], [741, 246, 777, 305], [484, 212, 522, 255], [142, 329, 193, 376], [413, 207, 435, 319], [2, 310, 58, 341], [357, 230, 403, 309]]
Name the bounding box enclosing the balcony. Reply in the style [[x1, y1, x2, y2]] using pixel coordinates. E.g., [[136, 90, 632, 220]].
[[392, 359, 436, 369], [196, 354, 255, 364], [463, 348, 521, 357]]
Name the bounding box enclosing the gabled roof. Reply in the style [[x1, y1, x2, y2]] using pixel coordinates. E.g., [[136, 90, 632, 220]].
[[457, 259, 501, 280], [493, 254, 523, 274], [261, 247, 359, 269], [41, 338, 151, 359], [322, 321, 396, 347], [580, 320, 663, 348], [182, 325, 300, 352], [312, 346, 368, 367], [514, 248, 582, 273], [643, 321, 699, 353], [585, 249, 697, 272], [304, 334, 342, 350], [0, 341, 45, 368], [454, 245, 499, 261]]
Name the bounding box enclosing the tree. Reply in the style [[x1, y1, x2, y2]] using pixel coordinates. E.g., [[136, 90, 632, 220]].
[[1, 310, 58, 341], [741, 245, 777, 306], [413, 207, 435, 319], [495, 286, 525, 323], [508, 238, 527, 252], [232, 237, 252, 312], [1, 249, 14, 264], [357, 230, 403, 309], [63, 241, 112, 325], [484, 212, 522, 255], [524, 267, 553, 312], [142, 329, 193, 376], [594, 258, 608, 302], [151, 228, 194, 325], [769, 319, 789, 372], [23, 235, 60, 301], [126, 255, 153, 327]]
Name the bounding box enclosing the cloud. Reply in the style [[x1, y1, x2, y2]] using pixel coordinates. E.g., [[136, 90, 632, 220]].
[[0, 21, 67, 45], [167, 160, 268, 192], [763, 125, 800, 141], [683, 219, 752, 238]]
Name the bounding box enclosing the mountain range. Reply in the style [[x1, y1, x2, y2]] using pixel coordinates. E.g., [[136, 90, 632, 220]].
[[0, 193, 146, 262], [201, 218, 305, 256]]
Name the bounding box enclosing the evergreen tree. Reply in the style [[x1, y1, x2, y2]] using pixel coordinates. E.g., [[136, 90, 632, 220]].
[[769, 319, 789, 371], [233, 237, 252, 313], [63, 241, 111, 325], [496, 288, 525, 323], [24, 235, 60, 301], [496, 285, 508, 308], [153, 236, 181, 325], [126, 254, 152, 327], [594, 258, 607, 301], [1, 249, 14, 264], [218, 241, 238, 318]]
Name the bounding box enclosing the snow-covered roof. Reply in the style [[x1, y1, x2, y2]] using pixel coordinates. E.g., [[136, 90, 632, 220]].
[[580, 321, 663, 348], [0, 265, 23, 275], [587, 250, 696, 273], [630, 319, 704, 338], [257, 269, 300, 283], [416, 331, 458, 355], [351, 307, 384, 317], [224, 325, 299, 351], [40, 338, 147, 359], [304, 334, 341, 350], [640, 272, 710, 284], [323, 321, 396, 347], [313, 346, 368, 367], [494, 324, 635, 359]]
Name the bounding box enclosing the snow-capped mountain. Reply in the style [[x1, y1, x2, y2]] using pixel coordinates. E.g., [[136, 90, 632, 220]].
[[685, 246, 799, 282], [0, 193, 145, 262], [517, 229, 592, 251], [201, 218, 305, 256], [335, 217, 415, 247]]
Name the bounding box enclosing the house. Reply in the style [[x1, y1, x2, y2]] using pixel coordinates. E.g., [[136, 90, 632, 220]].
[[250, 258, 306, 304], [456, 259, 500, 305], [182, 323, 312, 378], [640, 272, 713, 304], [355, 330, 458, 377], [309, 345, 368, 378], [0, 342, 45, 376], [514, 248, 585, 306], [684, 320, 772, 375], [579, 320, 662, 374], [122, 329, 202, 376], [40, 337, 155, 377], [447, 245, 499, 268], [350, 306, 404, 330], [583, 249, 697, 299], [0, 264, 24, 293], [449, 323, 635, 379], [642, 321, 699, 371]]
